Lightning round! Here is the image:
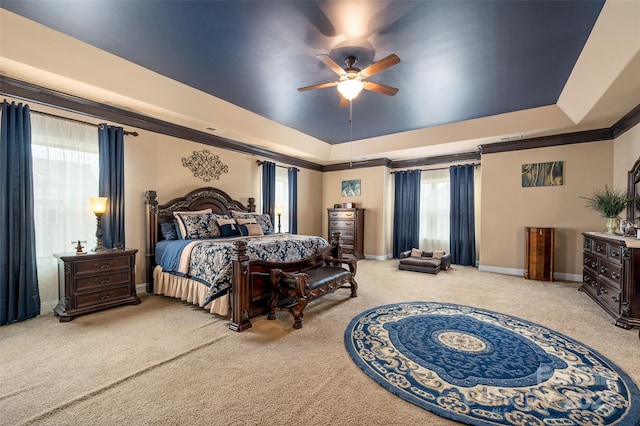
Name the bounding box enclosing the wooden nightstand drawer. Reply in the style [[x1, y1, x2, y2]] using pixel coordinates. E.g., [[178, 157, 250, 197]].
[[54, 249, 139, 321], [592, 240, 607, 257], [74, 255, 131, 274], [74, 285, 132, 309], [583, 252, 598, 272], [75, 271, 131, 291], [582, 270, 598, 297]]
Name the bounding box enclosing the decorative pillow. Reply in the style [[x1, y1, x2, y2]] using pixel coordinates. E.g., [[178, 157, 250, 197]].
[[432, 250, 445, 259], [236, 217, 258, 225], [239, 223, 264, 236], [217, 217, 240, 237], [231, 211, 274, 234], [173, 209, 219, 239], [410, 248, 423, 258], [160, 221, 178, 240]]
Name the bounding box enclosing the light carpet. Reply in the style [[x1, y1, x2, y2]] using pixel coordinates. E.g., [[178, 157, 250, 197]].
[[1, 260, 638, 425], [345, 301, 640, 425]]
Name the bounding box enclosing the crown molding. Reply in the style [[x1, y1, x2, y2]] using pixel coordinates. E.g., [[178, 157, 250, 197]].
[[2, 76, 637, 170]]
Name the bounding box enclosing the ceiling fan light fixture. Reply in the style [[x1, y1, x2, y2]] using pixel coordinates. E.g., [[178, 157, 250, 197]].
[[337, 79, 364, 100]]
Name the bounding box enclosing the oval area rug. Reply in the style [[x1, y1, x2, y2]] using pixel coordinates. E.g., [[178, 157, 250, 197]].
[[344, 302, 640, 425]]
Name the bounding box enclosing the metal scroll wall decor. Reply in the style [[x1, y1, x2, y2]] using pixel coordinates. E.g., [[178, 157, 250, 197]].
[[181, 149, 229, 182]]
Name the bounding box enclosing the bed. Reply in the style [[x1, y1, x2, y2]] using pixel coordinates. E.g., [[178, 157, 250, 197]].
[[144, 187, 341, 331]]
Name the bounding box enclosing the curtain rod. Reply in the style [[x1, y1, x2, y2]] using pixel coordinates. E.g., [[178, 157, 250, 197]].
[[31, 109, 139, 136], [255, 160, 299, 171], [390, 163, 480, 174]]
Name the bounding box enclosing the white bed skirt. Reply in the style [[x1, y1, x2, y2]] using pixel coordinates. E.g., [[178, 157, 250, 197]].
[[152, 265, 229, 316]]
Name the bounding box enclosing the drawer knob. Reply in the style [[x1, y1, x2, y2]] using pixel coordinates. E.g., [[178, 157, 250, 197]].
[[96, 277, 111, 284], [98, 292, 112, 300], [611, 272, 620, 280], [94, 262, 111, 269], [611, 250, 619, 257], [596, 246, 603, 252], [611, 296, 619, 303], [600, 266, 607, 274]]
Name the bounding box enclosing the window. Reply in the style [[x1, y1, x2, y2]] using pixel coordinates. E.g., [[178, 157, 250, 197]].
[[31, 114, 99, 309], [419, 169, 450, 251], [274, 166, 289, 233]]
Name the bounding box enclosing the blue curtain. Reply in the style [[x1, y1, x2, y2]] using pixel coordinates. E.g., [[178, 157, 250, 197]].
[[261, 161, 276, 224], [450, 164, 476, 266], [1, 100, 40, 325], [392, 170, 421, 258], [98, 124, 125, 249], [288, 167, 298, 234]]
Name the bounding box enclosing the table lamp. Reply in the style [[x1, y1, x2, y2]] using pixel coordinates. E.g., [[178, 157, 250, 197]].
[[90, 196, 108, 251]]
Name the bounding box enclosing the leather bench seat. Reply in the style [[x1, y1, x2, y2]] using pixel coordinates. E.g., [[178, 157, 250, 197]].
[[398, 249, 451, 274], [280, 266, 352, 291]]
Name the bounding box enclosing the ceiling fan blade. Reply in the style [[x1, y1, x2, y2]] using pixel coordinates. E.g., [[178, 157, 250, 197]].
[[360, 54, 401, 78], [316, 54, 346, 76], [338, 96, 350, 109], [297, 81, 338, 92], [363, 81, 399, 96]]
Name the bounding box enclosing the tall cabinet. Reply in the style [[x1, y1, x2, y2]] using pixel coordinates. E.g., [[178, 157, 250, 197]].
[[524, 227, 555, 281], [581, 232, 640, 329], [327, 208, 365, 260]]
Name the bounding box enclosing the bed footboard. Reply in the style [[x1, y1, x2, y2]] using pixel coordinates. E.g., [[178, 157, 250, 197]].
[[229, 232, 343, 331]]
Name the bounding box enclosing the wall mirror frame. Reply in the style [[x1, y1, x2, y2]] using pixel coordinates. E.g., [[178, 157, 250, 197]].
[[628, 157, 640, 224]]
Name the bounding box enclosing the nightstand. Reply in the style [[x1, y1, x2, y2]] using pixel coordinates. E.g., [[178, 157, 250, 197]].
[[53, 248, 140, 322]]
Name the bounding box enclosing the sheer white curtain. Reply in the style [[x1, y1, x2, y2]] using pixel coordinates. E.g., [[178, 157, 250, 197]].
[[275, 166, 289, 233], [31, 114, 99, 310], [419, 169, 450, 251]]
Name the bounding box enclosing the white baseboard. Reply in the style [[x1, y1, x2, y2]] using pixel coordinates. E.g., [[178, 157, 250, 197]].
[[136, 283, 148, 294], [477, 265, 582, 282], [364, 253, 392, 260]]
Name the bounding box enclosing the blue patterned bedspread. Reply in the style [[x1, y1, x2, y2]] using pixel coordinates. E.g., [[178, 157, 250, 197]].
[[158, 234, 329, 306]]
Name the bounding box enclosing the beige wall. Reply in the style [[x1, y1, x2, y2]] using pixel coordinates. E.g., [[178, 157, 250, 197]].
[[322, 166, 392, 259], [613, 123, 640, 194], [479, 140, 617, 280]]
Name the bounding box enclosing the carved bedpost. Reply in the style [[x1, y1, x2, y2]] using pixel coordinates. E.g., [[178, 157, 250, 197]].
[[229, 240, 252, 332], [247, 197, 256, 212], [145, 190, 158, 294], [330, 231, 342, 260]]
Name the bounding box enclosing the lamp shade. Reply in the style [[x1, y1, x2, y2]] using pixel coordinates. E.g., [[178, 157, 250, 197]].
[[90, 197, 108, 214], [274, 205, 283, 216], [337, 79, 364, 100]]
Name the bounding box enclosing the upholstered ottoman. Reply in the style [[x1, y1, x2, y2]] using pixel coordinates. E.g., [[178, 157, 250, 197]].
[[398, 249, 451, 274]]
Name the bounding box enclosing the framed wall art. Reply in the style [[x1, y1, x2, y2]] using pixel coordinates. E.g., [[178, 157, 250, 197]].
[[522, 161, 563, 187], [341, 179, 361, 197]]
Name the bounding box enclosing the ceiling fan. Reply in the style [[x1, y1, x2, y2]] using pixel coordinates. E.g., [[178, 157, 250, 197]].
[[298, 53, 401, 107]]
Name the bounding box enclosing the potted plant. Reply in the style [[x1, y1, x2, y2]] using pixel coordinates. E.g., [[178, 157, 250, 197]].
[[581, 186, 628, 234]]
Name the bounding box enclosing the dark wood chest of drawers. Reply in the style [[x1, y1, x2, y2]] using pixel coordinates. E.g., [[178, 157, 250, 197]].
[[327, 208, 364, 260], [581, 232, 640, 329], [54, 248, 140, 321]]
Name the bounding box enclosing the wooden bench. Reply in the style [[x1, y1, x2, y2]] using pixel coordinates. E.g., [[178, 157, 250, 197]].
[[267, 255, 358, 329]]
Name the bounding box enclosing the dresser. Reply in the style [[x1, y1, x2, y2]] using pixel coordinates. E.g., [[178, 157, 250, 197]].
[[327, 208, 365, 259], [524, 227, 554, 281], [54, 248, 140, 322], [581, 232, 640, 329]]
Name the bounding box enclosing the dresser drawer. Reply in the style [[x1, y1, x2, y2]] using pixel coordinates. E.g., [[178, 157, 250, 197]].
[[592, 240, 607, 257], [74, 285, 132, 309], [582, 270, 598, 297], [329, 219, 355, 230], [74, 255, 131, 275], [598, 259, 622, 288], [583, 252, 598, 273], [583, 237, 592, 252], [75, 271, 131, 291], [607, 244, 623, 265], [597, 280, 621, 313], [328, 210, 358, 220]]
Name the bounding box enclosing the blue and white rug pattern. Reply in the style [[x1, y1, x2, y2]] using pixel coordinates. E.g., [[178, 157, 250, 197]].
[[344, 302, 640, 425]]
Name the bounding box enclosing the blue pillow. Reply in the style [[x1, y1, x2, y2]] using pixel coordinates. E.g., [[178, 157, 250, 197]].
[[160, 221, 178, 240], [219, 224, 240, 237]]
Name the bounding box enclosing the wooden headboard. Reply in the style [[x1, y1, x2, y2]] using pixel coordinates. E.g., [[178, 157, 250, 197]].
[[144, 187, 256, 292]]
